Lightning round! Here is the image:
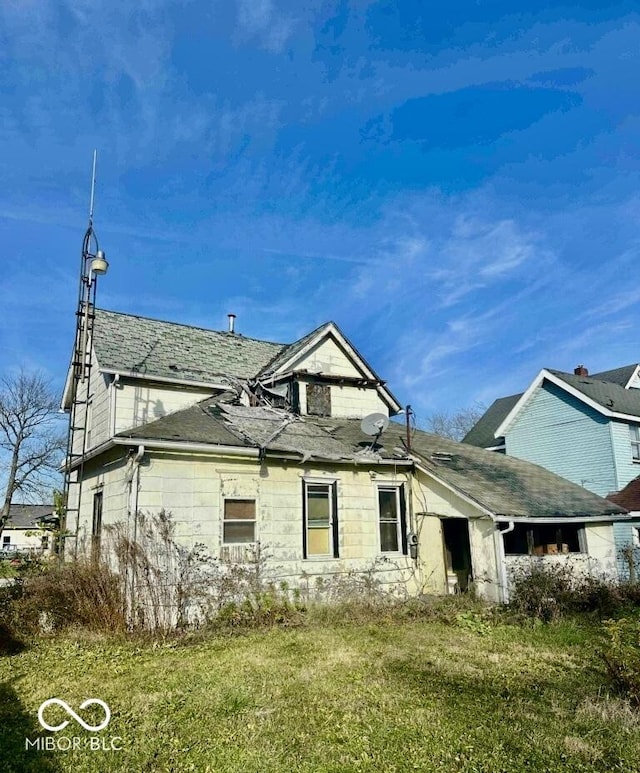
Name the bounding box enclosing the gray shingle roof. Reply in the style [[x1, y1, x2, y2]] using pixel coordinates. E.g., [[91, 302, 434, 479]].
[[93, 309, 286, 383], [591, 364, 638, 387], [462, 393, 522, 448], [117, 401, 626, 521], [548, 369, 640, 419], [4, 504, 55, 529]]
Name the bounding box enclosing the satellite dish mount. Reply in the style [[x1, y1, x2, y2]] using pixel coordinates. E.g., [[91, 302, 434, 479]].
[[360, 412, 389, 448]]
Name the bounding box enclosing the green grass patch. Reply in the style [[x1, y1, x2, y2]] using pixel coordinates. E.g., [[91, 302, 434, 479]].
[[1, 620, 639, 773]]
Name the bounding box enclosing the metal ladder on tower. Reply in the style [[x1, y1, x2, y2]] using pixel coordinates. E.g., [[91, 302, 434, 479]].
[[60, 151, 108, 560]]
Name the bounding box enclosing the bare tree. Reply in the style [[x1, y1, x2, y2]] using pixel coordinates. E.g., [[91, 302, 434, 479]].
[[424, 402, 486, 442], [0, 371, 66, 537]]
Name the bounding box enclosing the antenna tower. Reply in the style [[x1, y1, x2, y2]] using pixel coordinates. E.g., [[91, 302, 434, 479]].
[[61, 151, 109, 559]]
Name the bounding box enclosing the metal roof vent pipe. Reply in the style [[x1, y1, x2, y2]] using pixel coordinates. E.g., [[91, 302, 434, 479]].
[[227, 313, 236, 334], [574, 365, 588, 376]]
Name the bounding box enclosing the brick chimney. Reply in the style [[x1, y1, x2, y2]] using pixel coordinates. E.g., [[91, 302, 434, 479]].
[[574, 365, 588, 376]]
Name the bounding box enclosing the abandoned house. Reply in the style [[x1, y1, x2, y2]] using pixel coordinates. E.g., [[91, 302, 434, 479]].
[[61, 309, 631, 602]]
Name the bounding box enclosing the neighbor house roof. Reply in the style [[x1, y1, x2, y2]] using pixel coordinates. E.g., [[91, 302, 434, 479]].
[[92, 309, 286, 384], [116, 399, 627, 523], [4, 504, 55, 530], [462, 393, 522, 448], [608, 477, 640, 512], [547, 369, 640, 418], [591, 364, 639, 388]]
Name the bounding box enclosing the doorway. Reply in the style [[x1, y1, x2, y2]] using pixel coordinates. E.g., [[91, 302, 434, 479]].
[[441, 518, 473, 592]]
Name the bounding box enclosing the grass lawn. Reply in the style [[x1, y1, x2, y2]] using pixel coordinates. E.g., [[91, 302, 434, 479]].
[[1, 618, 639, 773]]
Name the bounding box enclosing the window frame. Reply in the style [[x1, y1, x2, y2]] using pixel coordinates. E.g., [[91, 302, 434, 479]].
[[630, 425, 640, 462], [302, 480, 339, 559], [502, 522, 585, 556], [222, 498, 257, 545], [377, 485, 408, 555], [91, 490, 103, 560]]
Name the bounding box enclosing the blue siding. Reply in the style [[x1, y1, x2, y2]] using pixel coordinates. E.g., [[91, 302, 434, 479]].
[[609, 420, 640, 489], [506, 381, 617, 497]]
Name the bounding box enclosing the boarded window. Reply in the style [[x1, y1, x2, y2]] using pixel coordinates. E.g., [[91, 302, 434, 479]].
[[306, 383, 331, 417], [223, 499, 256, 544], [303, 482, 338, 557]]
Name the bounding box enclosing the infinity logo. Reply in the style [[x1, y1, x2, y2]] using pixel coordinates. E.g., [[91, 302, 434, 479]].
[[38, 698, 111, 732]]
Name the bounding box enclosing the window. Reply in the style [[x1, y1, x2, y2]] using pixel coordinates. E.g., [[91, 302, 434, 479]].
[[630, 426, 640, 461], [2, 535, 9, 548], [632, 527, 640, 548], [503, 522, 584, 555], [378, 486, 408, 554], [303, 482, 338, 558], [92, 491, 103, 560], [306, 383, 331, 417], [223, 499, 256, 544]]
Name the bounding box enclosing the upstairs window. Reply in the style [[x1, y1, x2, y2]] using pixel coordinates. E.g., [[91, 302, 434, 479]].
[[223, 500, 256, 544], [306, 383, 331, 417], [303, 482, 338, 558], [630, 426, 640, 462]]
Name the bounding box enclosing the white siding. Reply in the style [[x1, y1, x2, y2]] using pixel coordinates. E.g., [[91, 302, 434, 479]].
[[298, 378, 389, 419], [292, 337, 364, 378], [114, 380, 216, 434]]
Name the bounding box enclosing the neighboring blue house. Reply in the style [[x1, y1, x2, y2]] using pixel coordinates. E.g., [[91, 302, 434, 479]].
[[464, 364, 640, 577]]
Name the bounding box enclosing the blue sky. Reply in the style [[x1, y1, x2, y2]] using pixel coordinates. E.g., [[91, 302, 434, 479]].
[[1, 0, 639, 426]]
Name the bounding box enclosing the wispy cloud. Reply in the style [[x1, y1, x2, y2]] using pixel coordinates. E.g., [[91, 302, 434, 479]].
[[235, 0, 295, 53]]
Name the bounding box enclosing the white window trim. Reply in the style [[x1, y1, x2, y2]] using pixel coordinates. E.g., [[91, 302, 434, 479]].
[[376, 484, 404, 555], [222, 498, 257, 545], [630, 425, 640, 462], [303, 480, 338, 559]]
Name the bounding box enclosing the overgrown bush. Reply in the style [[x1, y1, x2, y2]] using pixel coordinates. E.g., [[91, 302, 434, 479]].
[[509, 563, 640, 622], [600, 617, 640, 705], [9, 560, 126, 635]]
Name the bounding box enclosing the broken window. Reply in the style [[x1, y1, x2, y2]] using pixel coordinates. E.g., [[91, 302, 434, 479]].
[[303, 482, 338, 558], [503, 523, 584, 555], [223, 499, 256, 544], [306, 383, 331, 417]]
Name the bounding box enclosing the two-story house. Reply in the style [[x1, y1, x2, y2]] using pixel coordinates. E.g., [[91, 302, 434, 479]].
[[61, 311, 629, 603], [464, 364, 640, 575]]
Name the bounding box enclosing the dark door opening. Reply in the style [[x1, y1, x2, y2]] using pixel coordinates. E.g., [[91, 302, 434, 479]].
[[441, 518, 473, 592]]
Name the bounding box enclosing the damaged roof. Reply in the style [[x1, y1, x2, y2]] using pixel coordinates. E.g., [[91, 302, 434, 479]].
[[117, 400, 626, 521], [92, 309, 286, 383]]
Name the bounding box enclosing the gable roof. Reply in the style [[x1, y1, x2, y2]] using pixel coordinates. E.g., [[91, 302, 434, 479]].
[[258, 322, 334, 376], [4, 504, 55, 529], [115, 400, 627, 522], [92, 309, 286, 384], [493, 368, 640, 439], [591, 364, 639, 388], [547, 369, 640, 419], [607, 477, 640, 512], [462, 393, 522, 448]]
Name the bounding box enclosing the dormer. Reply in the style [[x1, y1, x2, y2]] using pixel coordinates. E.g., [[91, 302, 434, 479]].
[[257, 322, 401, 419]]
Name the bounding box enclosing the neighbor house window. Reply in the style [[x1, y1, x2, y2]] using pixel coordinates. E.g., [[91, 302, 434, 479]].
[[377, 486, 408, 554], [2, 535, 9, 549], [303, 482, 338, 558], [630, 426, 640, 461], [503, 523, 584, 555], [306, 383, 331, 417], [223, 499, 256, 544], [92, 491, 103, 560]]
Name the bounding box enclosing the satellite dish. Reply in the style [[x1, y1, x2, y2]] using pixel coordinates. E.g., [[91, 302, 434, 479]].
[[361, 412, 389, 437]]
